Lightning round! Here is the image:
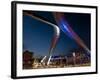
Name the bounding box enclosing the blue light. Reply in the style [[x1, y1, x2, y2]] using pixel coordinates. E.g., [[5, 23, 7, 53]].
[[58, 19, 73, 39], [62, 22, 70, 33]]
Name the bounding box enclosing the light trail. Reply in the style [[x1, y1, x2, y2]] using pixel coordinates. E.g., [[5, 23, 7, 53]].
[[53, 13, 90, 54]]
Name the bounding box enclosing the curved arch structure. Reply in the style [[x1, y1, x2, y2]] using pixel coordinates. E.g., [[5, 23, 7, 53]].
[[23, 12, 60, 65]]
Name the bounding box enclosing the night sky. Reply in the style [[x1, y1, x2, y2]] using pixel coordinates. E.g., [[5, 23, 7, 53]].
[[23, 11, 90, 57]]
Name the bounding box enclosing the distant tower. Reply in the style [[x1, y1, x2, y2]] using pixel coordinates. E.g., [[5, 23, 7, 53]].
[[72, 52, 76, 66]]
